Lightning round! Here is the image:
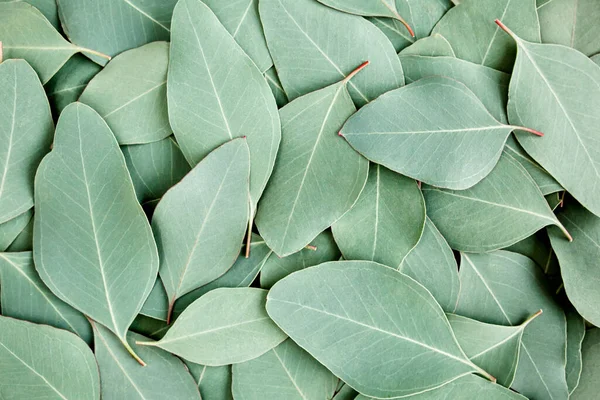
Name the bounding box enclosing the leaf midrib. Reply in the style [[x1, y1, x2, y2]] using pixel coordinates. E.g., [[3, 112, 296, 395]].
[[122, 0, 170, 32], [272, 347, 309, 400]]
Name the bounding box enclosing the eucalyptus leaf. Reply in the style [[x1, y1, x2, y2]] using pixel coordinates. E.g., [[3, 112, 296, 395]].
[[400, 217, 460, 312], [432, 0, 540, 72], [566, 308, 585, 395], [423, 151, 570, 252], [56, 0, 177, 64], [455, 251, 568, 400], [260, 0, 404, 107], [168, 0, 280, 215], [399, 34, 456, 57], [332, 164, 425, 268], [395, 0, 452, 39], [139, 279, 168, 321], [592, 53, 600, 66], [0, 60, 53, 224], [6, 213, 33, 252], [33, 102, 159, 364], [0, 209, 32, 251], [264, 67, 288, 108], [129, 315, 169, 341], [0, 316, 99, 399], [0, 252, 92, 344], [137, 288, 287, 366], [571, 328, 600, 399], [186, 363, 233, 400], [232, 338, 338, 400], [266, 261, 493, 399], [255, 67, 369, 257], [152, 138, 250, 321], [79, 42, 170, 145], [0, 0, 60, 29], [368, 17, 414, 52], [332, 384, 358, 400], [499, 21, 600, 218], [92, 322, 201, 400], [505, 230, 559, 275]]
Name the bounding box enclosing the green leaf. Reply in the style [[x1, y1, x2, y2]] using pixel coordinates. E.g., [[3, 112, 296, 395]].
[[202, 0, 272, 73], [448, 312, 541, 386], [0, 252, 92, 344], [255, 68, 369, 257], [44, 54, 101, 116], [332, 383, 358, 400], [56, 0, 177, 65], [455, 251, 568, 400], [152, 138, 250, 321], [92, 322, 201, 400], [332, 164, 425, 268], [499, 21, 600, 218], [122, 137, 191, 204], [592, 53, 600, 66], [129, 315, 169, 341], [0, 0, 60, 29], [0, 60, 53, 224], [0, 209, 33, 251], [33, 102, 159, 364], [566, 308, 585, 395], [79, 42, 170, 145], [368, 17, 414, 52], [260, 231, 340, 289], [571, 328, 600, 399], [340, 76, 529, 190], [549, 203, 600, 327], [395, 0, 452, 39], [260, 0, 404, 107], [400, 56, 510, 123], [186, 363, 233, 400], [168, 0, 280, 215], [264, 67, 288, 108], [6, 213, 33, 252], [423, 151, 569, 252], [139, 279, 168, 321], [400, 217, 460, 312], [0, 315, 99, 399], [432, 0, 540, 72], [538, 0, 600, 57], [504, 230, 559, 275], [137, 288, 287, 366], [399, 34, 456, 57], [266, 261, 493, 399], [232, 338, 338, 400]]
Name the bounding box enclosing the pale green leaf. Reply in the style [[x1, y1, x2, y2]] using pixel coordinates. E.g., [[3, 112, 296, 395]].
[[423, 151, 569, 252], [399, 34, 456, 57], [368, 17, 414, 52], [186, 363, 233, 400], [232, 338, 338, 400], [566, 308, 585, 395], [139, 279, 168, 321], [332, 383, 358, 400], [6, 213, 33, 252], [0, 0, 60, 29], [395, 0, 452, 39], [504, 230, 559, 275], [332, 164, 425, 268], [266, 261, 491, 399], [255, 72, 369, 257], [152, 138, 250, 320], [316, 0, 406, 20], [264, 67, 288, 108], [0, 252, 92, 344], [129, 315, 169, 341], [137, 288, 287, 366], [455, 251, 568, 400], [571, 328, 600, 399], [33, 102, 159, 362], [0, 60, 53, 224], [592, 53, 600, 66], [0, 209, 33, 251], [260, 0, 404, 107], [0, 316, 99, 399], [79, 42, 170, 145]]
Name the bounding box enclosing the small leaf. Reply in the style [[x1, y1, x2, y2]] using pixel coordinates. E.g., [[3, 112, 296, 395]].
[[399, 34, 456, 57], [6, 212, 33, 252], [566, 308, 586, 395], [0, 209, 33, 251], [264, 67, 288, 108], [186, 363, 233, 400], [139, 279, 169, 321], [571, 328, 600, 399]]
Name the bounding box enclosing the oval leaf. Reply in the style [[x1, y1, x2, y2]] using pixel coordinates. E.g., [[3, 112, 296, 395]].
[[571, 328, 600, 399], [399, 34, 456, 57], [566, 308, 585, 395]]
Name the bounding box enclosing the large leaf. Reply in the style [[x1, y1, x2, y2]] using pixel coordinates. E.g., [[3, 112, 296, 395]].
[[259, 0, 404, 107], [33, 102, 159, 364], [0, 60, 53, 224], [455, 251, 568, 400], [499, 21, 600, 217], [202, 0, 272, 72], [152, 138, 250, 321], [0, 209, 33, 251], [566, 308, 585, 395], [538, 0, 600, 57], [122, 137, 191, 204], [79, 42, 170, 145], [0, 252, 92, 344], [92, 322, 201, 400], [400, 217, 460, 312], [0, 2, 108, 83], [332, 164, 425, 267], [186, 364, 233, 400], [136, 288, 287, 366], [432, 0, 540, 72], [399, 34, 456, 57], [0, 316, 99, 399], [266, 261, 493, 399], [340, 76, 534, 190], [232, 338, 338, 400], [571, 328, 600, 399], [168, 0, 280, 215], [423, 151, 570, 252], [255, 67, 369, 257], [56, 0, 177, 64], [549, 203, 600, 327]]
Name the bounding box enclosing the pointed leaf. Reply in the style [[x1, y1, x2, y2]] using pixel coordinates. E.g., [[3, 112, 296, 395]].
[[79, 42, 170, 145], [6, 213, 33, 252], [264, 67, 288, 108], [0, 209, 33, 251], [368, 17, 414, 52], [316, 0, 407, 20], [399, 34, 456, 57], [566, 308, 585, 395], [33, 102, 159, 360], [571, 328, 600, 399], [504, 230, 559, 274], [260, 0, 404, 107], [332, 384, 358, 400], [137, 288, 287, 366], [423, 151, 569, 252], [139, 279, 168, 321], [0, 60, 53, 224], [266, 261, 491, 399], [395, 0, 452, 39], [186, 363, 233, 400]]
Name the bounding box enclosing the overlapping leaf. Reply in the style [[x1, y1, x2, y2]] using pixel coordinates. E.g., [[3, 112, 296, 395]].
[[186, 364, 233, 400], [0, 209, 33, 251], [571, 329, 600, 399]]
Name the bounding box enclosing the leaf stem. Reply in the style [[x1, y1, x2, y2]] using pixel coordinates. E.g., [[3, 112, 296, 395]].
[[510, 126, 544, 137], [343, 61, 370, 84], [305, 244, 317, 251], [245, 216, 253, 258], [135, 340, 158, 347], [381, 0, 415, 37], [522, 309, 543, 327], [76, 46, 112, 61], [472, 363, 497, 383], [122, 339, 146, 366], [166, 298, 175, 325], [0, 41, 3, 63], [495, 19, 517, 41]]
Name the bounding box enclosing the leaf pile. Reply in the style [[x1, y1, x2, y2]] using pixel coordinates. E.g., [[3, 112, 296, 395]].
[[0, 0, 599, 399]]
